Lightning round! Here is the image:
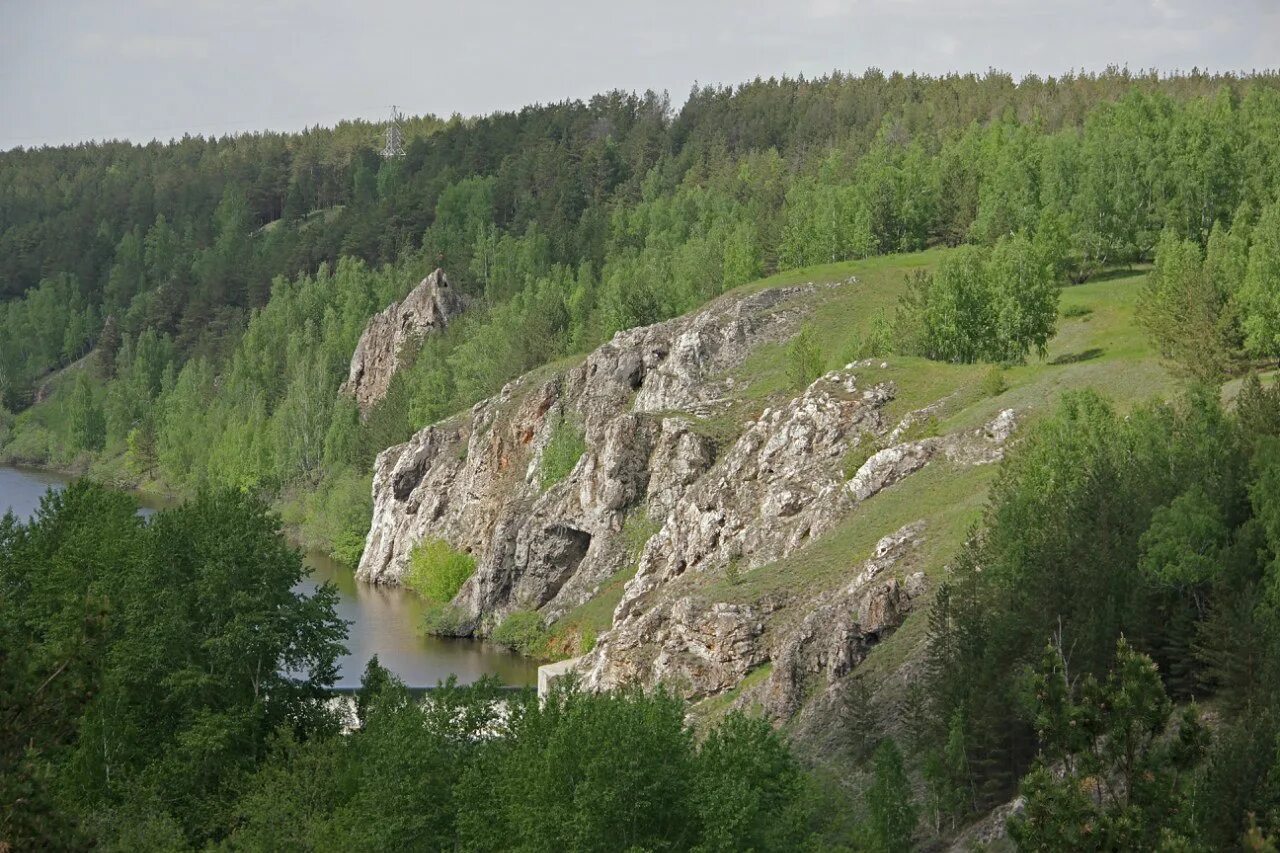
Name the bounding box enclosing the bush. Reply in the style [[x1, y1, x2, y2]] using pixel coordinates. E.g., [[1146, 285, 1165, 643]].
[[1060, 303, 1093, 318], [621, 509, 662, 563], [312, 469, 373, 567], [422, 602, 468, 636], [539, 416, 586, 490], [786, 324, 824, 389], [405, 538, 477, 603], [981, 367, 1008, 397], [895, 233, 1060, 364], [491, 610, 549, 656]]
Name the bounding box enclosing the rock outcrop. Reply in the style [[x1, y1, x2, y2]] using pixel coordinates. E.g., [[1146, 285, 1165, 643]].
[[357, 286, 806, 627], [341, 268, 464, 414], [847, 407, 1016, 502], [754, 522, 926, 720], [356, 279, 1021, 720]]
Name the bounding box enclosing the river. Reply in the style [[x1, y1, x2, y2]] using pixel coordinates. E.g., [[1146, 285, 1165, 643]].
[[0, 465, 538, 689]]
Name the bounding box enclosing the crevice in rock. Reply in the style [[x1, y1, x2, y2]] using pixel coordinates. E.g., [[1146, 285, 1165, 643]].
[[534, 525, 593, 606]]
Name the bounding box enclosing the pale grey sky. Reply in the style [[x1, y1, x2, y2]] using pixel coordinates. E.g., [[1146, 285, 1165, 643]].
[[1, 0, 1277, 150]]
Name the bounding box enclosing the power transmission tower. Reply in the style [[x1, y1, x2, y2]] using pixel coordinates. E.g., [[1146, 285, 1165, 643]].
[[381, 105, 405, 158]]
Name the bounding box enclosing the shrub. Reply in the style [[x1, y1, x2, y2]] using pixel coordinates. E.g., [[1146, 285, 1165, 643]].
[[539, 416, 586, 490], [842, 439, 879, 480], [981, 367, 1008, 397], [621, 509, 662, 563], [317, 470, 373, 566], [405, 539, 477, 603], [1060, 303, 1093, 318], [491, 610, 549, 657], [786, 324, 824, 389], [422, 602, 468, 636]]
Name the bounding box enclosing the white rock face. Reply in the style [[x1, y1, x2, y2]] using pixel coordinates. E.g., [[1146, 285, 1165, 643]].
[[356, 286, 805, 630], [847, 408, 1018, 503], [341, 269, 464, 414], [612, 373, 895, 624], [755, 521, 927, 720]]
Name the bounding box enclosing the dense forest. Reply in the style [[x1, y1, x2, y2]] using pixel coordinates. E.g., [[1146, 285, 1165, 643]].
[[6, 67, 1280, 849], [4, 69, 1280, 560], [0, 484, 903, 850]]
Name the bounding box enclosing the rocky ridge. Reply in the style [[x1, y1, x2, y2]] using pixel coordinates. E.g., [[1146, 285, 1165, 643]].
[[341, 268, 464, 414], [355, 281, 1018, 720]]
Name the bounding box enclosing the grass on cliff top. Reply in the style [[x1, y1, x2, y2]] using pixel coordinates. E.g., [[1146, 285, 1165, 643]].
[[729, 257, 1170, 433], [709, 460, 995, 608]]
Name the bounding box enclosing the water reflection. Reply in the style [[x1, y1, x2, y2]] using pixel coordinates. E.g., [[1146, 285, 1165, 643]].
[[300, 549, 538, 688], [1, 466, 537, 688]]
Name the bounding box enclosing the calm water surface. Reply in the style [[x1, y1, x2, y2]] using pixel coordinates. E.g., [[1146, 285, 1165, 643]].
[[0, 465, 538, 688]]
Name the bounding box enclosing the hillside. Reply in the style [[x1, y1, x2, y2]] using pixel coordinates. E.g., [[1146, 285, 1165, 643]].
[[6, 66, 1280, 849], [354, 245, 1170, 744]]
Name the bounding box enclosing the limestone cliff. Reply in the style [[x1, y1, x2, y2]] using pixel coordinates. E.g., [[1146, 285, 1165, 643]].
[[356, 281, 1017, 724], [341, 268, 464, 415]]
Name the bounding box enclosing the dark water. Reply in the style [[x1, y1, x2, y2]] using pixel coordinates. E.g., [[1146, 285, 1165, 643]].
[[0, 465, 538, 688]]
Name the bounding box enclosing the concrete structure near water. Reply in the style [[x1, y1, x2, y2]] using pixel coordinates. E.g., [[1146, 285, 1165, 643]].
[[538, 656, 582, 699]]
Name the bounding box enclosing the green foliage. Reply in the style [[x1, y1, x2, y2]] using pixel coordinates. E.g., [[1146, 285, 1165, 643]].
[[0, 482, 345, 848], [786, 324, 825, 389], [453, 687, 813, 852], [491, 610, 550, 657], [286, 467, 373, 566], [539, 414, 586, 490], [898, 232, 1061, 364], [925, 383, 1280, 844], [1241, 203, 1280, 358], [1138, 485, 1229, 589], [1139, 226, 1242, 381], [421, 602, 468, 636], [693, 711, 809, 851], [1009, 639, 1206, 850], [864, 739, 918, 853], [67, 370, 105, 452], [404, 538, 476, 604], [981, 366, 1008, 397]]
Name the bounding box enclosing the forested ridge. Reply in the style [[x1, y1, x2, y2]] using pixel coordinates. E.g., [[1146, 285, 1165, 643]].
[[5, 69, 1280, 564], [7, 67, 1280, 850]]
